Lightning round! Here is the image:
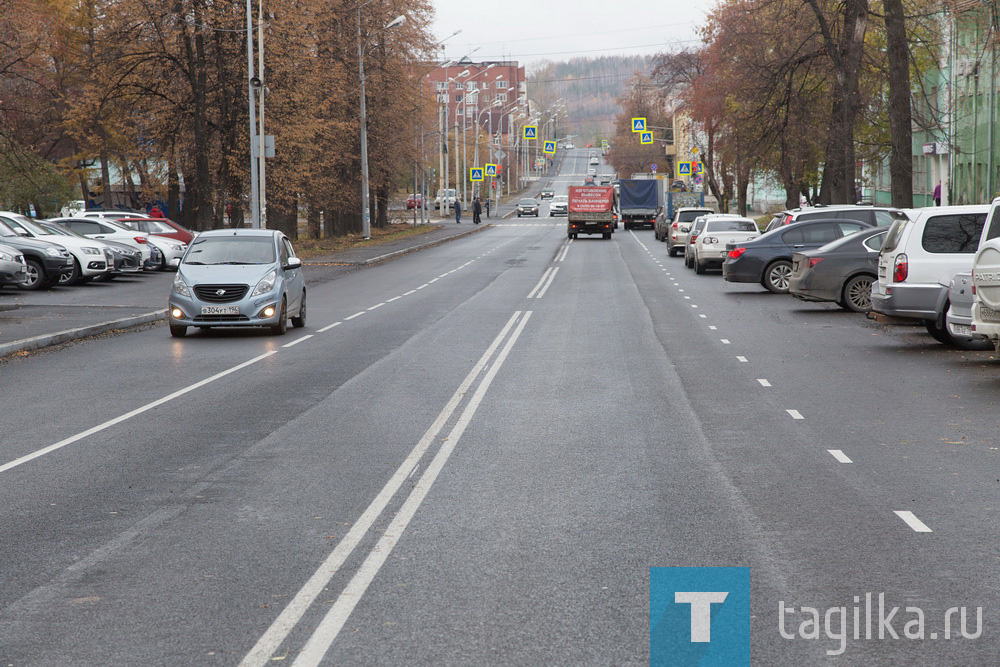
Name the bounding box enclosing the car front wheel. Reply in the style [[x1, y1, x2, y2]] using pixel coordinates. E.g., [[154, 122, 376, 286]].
[[19, 259, 47, 291], [291, 291, 306, 328], [271, 297, 288, 335], [763, 260, 792, 294]]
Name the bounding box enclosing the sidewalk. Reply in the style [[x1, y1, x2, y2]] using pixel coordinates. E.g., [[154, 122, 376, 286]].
[[0, 221, 493, 360]]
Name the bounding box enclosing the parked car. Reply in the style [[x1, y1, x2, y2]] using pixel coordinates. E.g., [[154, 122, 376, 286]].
[[145, 235, 187, 270], [549, 195, 569, 216], [683, 215, 712, 269], [120, 217, 194, 244], [49, 217, 153, 266], [37, 221, 142, 280], [540, 188, 555, 199], [168, 229, 305, 337], [0, 242, 27, 288], [967, 198, 1000, 351], [691, 216, 761, 274], [764, 205, 905, 233], [788, 227, 887, 312], [0, 219, 73, 290], [723, 218, 873, 293], [589, 156, 599, 165], [872, 205, 989, 345], [0, 212, 113, 285], [435, 189, 457, 210], [517, 198, 539, 217], [658, 206, 714, 252], [405, 193, 425, 210], [945, 271, 991, 349]]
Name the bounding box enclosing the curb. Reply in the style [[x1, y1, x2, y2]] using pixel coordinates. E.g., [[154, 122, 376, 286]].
[[359, 223, 494, 265], [0, 309, 167, 360]]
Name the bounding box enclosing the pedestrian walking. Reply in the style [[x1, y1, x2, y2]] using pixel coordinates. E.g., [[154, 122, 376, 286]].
[[454, 199, 462, 223], [485, 198, 491, 218], [933, 182, 942, 206], [473, 196, 482, 224]]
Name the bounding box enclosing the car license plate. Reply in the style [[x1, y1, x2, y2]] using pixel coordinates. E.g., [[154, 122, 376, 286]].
[[981, 306, 1000, 322], [952, 323, 974, 336], [201, 305, 240, 315]]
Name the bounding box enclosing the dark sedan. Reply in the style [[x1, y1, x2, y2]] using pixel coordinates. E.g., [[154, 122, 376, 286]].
[[517, 198, 539, 217], [722, 219, 873, 293], [788, 227, 887, 312]]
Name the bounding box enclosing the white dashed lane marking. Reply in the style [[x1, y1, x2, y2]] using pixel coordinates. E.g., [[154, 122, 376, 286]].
[[828, 450, 853, 463], [756, 379, 771, 387], [282, 335, 313, 349], [737, 356, 748, 363], [786, 409, 804, 420], [894, 511, 932, 533], [344, 312, 365, 321], [318, 322, 342, 333]]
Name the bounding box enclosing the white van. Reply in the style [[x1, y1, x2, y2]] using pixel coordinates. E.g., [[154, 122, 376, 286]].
[[871, 205, 989, 345], [969, 198, 1000, 349]]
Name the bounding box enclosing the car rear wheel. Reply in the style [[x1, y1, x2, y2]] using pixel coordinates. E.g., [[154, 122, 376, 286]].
[[763, 260, 792, 294], [667, 246, 677, 257], [695, 259, 706, 274], [291, 291, 306, 328], [841, 274, 874, 313], [270, 297, 287, 335], [925, 308, 993, 349]]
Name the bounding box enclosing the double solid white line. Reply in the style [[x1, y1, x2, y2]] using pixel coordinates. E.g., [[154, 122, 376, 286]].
[[526, 266, 559, 299], [241, 311, 533, 666]]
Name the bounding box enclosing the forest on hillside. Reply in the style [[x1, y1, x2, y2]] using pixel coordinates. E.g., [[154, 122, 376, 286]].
[[527, 56, 651, 143]]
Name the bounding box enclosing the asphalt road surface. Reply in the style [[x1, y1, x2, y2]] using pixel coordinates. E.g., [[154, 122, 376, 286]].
[[1, 149, 997, 665]]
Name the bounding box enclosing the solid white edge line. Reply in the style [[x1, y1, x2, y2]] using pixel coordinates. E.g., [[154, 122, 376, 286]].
[[756, 379, 771, 387], [282, 335, 314, 348], [367, 303, 385, 311], [534, 267, 560, 299], [786, 409, 804, 420], [828, 449, 853, 463], [0, 351, 278, 475], [526, 267, 553, 299], [317, 322, 342, 333], [240, 312, 524, 667], [344, 311, 365, 320], [894, 510, 932, 532], [291, 312, 534, 666]]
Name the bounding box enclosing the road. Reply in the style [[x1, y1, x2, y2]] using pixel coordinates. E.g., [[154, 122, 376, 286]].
[[1, 148, 996, 665]]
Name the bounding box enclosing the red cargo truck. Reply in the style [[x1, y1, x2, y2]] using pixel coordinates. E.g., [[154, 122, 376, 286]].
[[567, 186, 615, 240]]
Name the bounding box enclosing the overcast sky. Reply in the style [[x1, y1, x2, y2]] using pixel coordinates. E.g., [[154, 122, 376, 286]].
[[431, 0, 710, 71]]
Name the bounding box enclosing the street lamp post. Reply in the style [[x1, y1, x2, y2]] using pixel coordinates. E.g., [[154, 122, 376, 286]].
[[358, 8, 405, 240]]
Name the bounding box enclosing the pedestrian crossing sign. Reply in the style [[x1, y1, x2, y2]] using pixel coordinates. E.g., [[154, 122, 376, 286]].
[[543, 141, 556, 155], [695, 161, 704, 174], [524, 125, 537, 140], [640, 131, 653, 145], [631, 117, 647, 133], [602, 140, 609, 148], [470, 167, 484, 182], [485, 163, 498, 176], [677, 161, 692, 175]]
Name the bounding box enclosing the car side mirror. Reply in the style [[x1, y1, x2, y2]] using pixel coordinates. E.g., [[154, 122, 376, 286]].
[[168, 258, 181, 268], [16, 229, 29, 236], [283, 256, 302, 270]]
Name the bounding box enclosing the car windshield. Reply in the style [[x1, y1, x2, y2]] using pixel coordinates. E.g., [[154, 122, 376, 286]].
[[39, 222, 85, 238], [553, 196, 568, 203], [2, 214, 51, 236], [0, 220, 18, 238], [519, 199, 537, 205], [184, 236, 275, 265], [706, 219, 757, 232], [678, 210, 710, 223]]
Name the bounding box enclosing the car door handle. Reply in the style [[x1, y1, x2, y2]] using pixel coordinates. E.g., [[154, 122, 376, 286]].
[[793, 244, 805, 248]]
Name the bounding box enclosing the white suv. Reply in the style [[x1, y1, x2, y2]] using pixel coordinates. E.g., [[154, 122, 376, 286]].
[[969, 198, 1000, 350], [872, 205, 989, 345]]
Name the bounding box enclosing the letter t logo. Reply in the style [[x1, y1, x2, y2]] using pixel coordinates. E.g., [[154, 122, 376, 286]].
[[675, 592, 729, 642]]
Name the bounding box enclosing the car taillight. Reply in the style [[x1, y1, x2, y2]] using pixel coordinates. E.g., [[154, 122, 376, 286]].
[[728, 247, 747, 259], [134, 236, 148, 244], [893, 253, 908, 282], [690, 234, 698, 244], [782, 214, 792, 225], [672, 222, 678, 229], [809, 258, 824, 268]]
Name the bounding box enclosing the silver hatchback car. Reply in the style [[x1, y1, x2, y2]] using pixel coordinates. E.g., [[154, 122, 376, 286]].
[[167, 229, 305, 337]]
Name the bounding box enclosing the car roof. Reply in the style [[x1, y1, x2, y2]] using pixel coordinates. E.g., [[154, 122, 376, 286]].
[[196, 228, 281, 238]]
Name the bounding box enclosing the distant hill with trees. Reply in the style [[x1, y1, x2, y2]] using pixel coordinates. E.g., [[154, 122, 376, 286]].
[[527, 56, 652, 144]]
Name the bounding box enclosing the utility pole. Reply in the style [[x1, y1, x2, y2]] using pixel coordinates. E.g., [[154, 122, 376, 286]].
[[357, 5, 371, 239], [257, 0, 267, 229], [245, 0, 259, 228]]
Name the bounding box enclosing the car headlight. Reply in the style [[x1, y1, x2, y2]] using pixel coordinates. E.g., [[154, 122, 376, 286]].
[[44, 247, 62, 257], [82, 247, 101, 255], [0, 251, 13, 262], [172, 272, 191, 297], [251, 269, 277, 297]]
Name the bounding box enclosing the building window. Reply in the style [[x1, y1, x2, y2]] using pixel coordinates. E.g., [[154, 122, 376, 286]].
[[436, 81, 447, 91], [454, 93, 463, 103], [495, 80, 509, 89], [466, 81, 478, 90], [518, 82, 526, 91], [497, 93, 507, 102]]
